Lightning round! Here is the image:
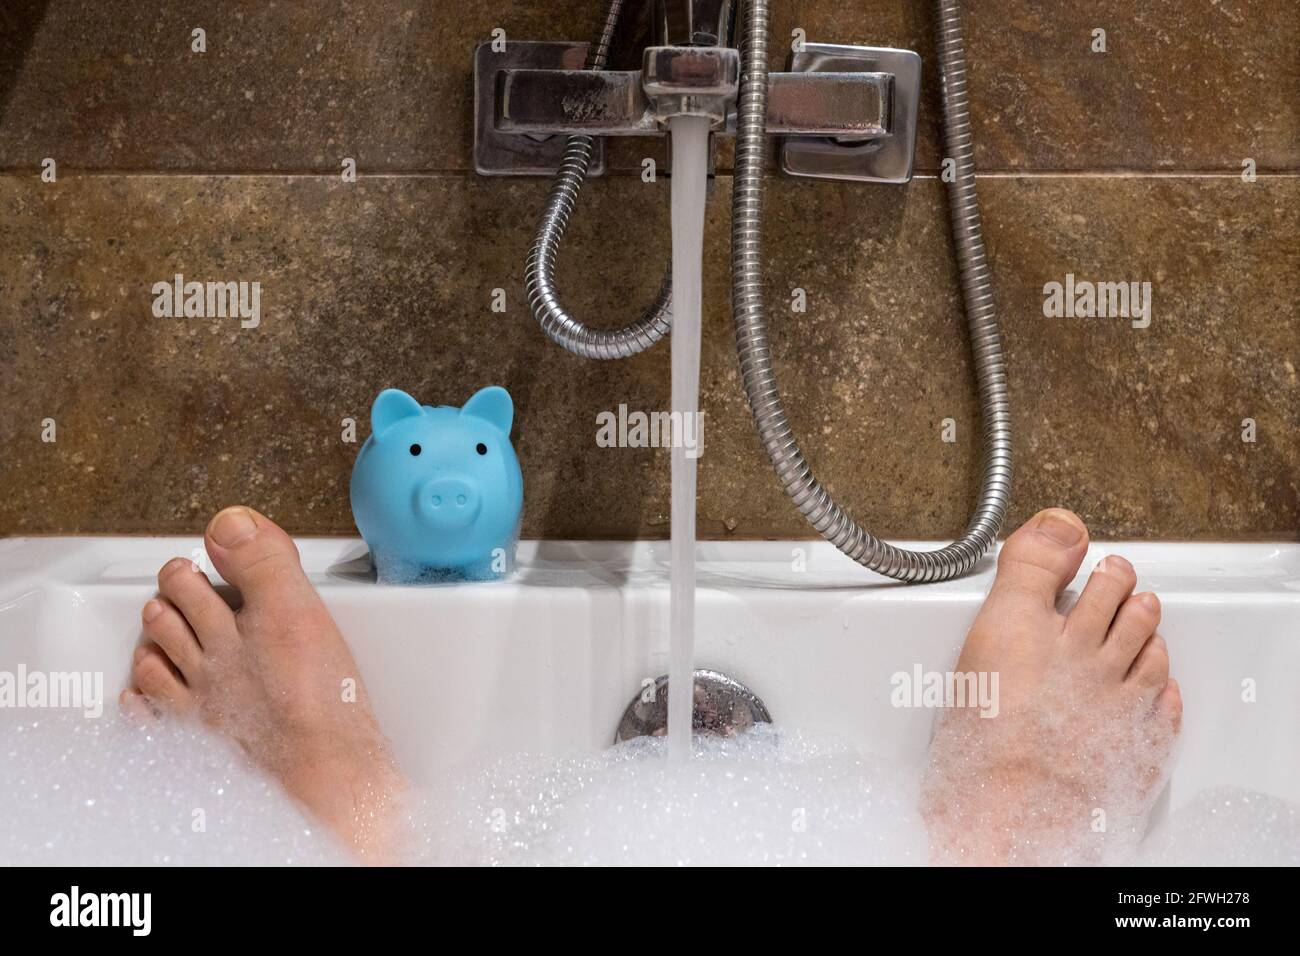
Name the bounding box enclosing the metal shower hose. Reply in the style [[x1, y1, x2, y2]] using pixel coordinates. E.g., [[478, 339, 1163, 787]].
[[527, 0, 1012, 582]]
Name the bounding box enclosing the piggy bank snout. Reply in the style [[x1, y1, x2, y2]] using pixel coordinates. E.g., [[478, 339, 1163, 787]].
[[416, 476, 482, 530]]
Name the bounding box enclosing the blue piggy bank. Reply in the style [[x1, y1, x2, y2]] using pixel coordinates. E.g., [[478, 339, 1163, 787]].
[[350, 386, 523, 582]]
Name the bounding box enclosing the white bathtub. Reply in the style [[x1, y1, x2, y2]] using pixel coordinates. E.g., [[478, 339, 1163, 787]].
[[1, 536, 1297, 815]]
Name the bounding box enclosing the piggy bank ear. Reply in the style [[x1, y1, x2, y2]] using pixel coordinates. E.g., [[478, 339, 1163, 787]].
[[461, 385, 513, 435], [371, 388, 423, 438]]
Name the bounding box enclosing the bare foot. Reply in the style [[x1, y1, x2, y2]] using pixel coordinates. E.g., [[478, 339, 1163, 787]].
[[124, 506, 405, 861], [922, 508, 1183, 865]]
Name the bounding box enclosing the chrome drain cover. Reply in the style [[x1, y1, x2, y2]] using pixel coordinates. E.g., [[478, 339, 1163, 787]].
[[614, 669, 772, 744]]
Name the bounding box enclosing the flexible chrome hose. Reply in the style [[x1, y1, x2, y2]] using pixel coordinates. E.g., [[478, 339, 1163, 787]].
[[731, 0, 1012, 581], [525, 0, 674, 359]]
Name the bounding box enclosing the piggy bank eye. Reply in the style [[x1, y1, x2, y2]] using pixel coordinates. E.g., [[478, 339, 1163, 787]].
[[409, 444, 422, 456], [476, 442, 488, 456]]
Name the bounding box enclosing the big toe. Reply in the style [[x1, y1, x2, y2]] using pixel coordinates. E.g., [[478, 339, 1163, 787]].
[[989, 508, 1090, 610], [204, 506, 314, 608]]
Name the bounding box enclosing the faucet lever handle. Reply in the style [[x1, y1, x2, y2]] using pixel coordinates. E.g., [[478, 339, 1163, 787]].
[[780, 43, 922, 184]]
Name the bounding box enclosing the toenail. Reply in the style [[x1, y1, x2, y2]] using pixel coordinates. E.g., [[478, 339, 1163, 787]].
[[1038, 511, 1084, 546], [161, 556, 191, 578], [119, 689, 146, 717], [142, 599, 163, 623], [1138, 592, 1160, 611], [1094, 555, 1132, 578], [209, 507, 258, 547]]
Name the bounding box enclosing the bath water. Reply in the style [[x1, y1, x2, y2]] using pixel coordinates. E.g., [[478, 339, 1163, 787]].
[[2, 710, 1297, 866], [405, 724, 1300, 867], [667, 114, 712, 763]]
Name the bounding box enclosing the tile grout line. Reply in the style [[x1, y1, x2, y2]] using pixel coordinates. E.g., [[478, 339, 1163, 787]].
[[0, 169, 1298, 181]]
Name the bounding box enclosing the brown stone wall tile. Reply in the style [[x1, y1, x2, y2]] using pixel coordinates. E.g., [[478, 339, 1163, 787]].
[[1, 1, 1294, 173], [2, 173, 1295, 539]]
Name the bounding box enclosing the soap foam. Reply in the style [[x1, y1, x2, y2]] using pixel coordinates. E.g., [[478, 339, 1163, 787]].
[[0, 710, 351, 866], [403, 722, 1298, 867], [1142, 787, 1300, 866], [2, 712, 1296, 866], [408, 724, 932, 866], [370, 527, 520, 585]]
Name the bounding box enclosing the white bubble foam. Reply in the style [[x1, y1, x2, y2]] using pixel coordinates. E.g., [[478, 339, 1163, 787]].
[[401, 723, 1300, 867], [1139, 787, 1300, 866], [370, 530, 520, 585], [0, 710, 351, 866], [3, 712, 1296, 866], [405, 724, 932, 866]]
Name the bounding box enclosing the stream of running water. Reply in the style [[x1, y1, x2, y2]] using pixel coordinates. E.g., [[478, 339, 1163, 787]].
[[667, 114, 712, 762]]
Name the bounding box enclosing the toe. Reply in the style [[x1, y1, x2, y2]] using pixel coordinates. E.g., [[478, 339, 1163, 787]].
[[1126, 632, 1171, 701], [1064, 555, 1138, 647], [989, 508, 1090, 609], [118, 688, 156, 723], [132, 644, 195, 715], [141, 597, 207, 687], [1104, 591, 1161, 672], [157, 556, 239, 652], [204, 506, 315, 609], [1154, 676, 1183, 734]]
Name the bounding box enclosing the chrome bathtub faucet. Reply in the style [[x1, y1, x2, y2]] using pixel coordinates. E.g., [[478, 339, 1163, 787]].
[[470, 0, 1010, 584]]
